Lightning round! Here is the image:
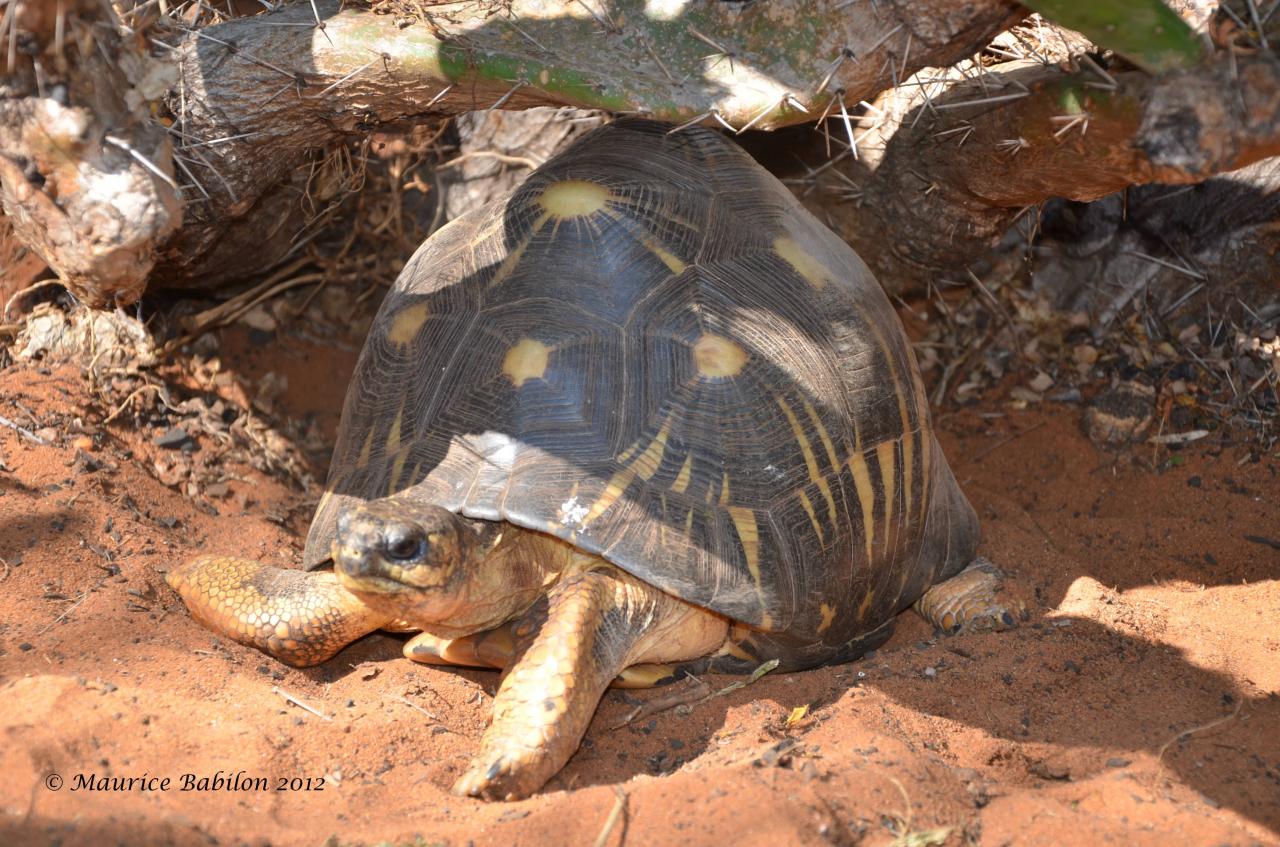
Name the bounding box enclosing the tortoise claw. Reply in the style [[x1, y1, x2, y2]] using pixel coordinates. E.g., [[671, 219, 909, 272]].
[[451, 752, 544, 801]]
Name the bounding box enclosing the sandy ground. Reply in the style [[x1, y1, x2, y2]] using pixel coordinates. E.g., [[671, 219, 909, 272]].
[[1, 323, 1277, 847]]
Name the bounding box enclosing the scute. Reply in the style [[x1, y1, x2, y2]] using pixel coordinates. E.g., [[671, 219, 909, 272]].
[[306, 119, 979, 659]]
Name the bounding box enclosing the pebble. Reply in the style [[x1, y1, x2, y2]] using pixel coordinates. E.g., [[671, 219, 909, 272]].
[[1073, 344, 1098, 365], [1083, 380, 1155, 446], [1048, 387, 1083, 404], [923, 666, 938, 679], [153, 427, 192, 450], [1028, 371, 1055, 393], [241, 305, 278, 333], [1029, 760, 1070, 780]]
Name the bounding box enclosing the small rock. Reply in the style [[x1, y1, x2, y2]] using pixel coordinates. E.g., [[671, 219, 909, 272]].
[[72, 449, 103, 474], [240, 305, 278, 333], [1029, 760, 1070, 780], [19, 642, 34, 651], [1105, 757, 1131, 768], [1009, 386, 1042, 404], [153, 427, 192, 450], [1082, 380, 1155, 447], [1187, 476, 1202, 488], [923, 666, 938, 679], [1073, 344, 1098, 365], [755, 738, 798, 768], [1028, 371, 1055, 393], [1047, 387, 1083, 404]]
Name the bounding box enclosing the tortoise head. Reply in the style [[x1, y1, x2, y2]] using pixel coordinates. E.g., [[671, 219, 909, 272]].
[[329, 498, 547, 636], [332, 498, 470, 602]]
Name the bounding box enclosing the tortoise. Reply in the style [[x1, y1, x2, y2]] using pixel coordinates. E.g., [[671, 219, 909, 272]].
[[167, 118, 1015, 801]]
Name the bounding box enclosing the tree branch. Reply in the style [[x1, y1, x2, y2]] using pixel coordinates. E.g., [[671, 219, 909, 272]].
[[0, 1, 181, 308], [0, 0, 1022, 305], [813, 50, 1280, 293], [153, 0, 1022, 293]]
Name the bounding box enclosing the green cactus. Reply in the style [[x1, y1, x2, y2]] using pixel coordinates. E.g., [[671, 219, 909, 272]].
[[1021, 0, 1203, 72]]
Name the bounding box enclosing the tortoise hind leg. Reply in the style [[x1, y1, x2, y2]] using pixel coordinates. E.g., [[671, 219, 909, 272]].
[[405, 625, 521, 670], [167, 556, 391, 667], [913, 557, 1021, 635], [451, 566, 727, 800], [408, 626, 688, 690]]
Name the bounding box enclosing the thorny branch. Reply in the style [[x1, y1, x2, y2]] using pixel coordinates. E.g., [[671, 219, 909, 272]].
[[808, 46, 1280, 294], [2, 0, 1280, 308], [4, 0, 1022, 305]]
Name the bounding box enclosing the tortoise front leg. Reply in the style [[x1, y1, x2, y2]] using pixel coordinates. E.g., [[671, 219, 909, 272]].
[[167, 556, 392, 667], [913, 557, 1021, 635], [451, 566, 727, 800]]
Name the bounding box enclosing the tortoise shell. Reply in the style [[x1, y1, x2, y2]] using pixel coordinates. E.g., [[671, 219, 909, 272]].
[[306, 119, 979, 668]]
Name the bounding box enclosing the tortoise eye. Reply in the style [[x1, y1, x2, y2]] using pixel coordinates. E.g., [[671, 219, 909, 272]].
[[384, 529, 425, 561]]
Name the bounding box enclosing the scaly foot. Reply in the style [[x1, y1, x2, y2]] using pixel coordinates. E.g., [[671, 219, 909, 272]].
[[913, 557, 1022, 635]]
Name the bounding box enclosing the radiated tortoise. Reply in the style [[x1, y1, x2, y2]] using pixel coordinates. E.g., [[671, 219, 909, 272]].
[[167, 118, 1015, 800]]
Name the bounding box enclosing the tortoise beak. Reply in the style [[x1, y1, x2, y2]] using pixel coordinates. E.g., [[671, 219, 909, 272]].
[[331, 539, 407, 594]]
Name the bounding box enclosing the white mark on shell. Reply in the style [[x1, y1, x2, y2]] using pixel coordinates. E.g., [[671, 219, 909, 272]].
[[558, 496, 589, 529]]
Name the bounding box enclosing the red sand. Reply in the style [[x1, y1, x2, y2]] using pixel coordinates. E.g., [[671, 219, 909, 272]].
[[1, 329, 1277, 847]]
